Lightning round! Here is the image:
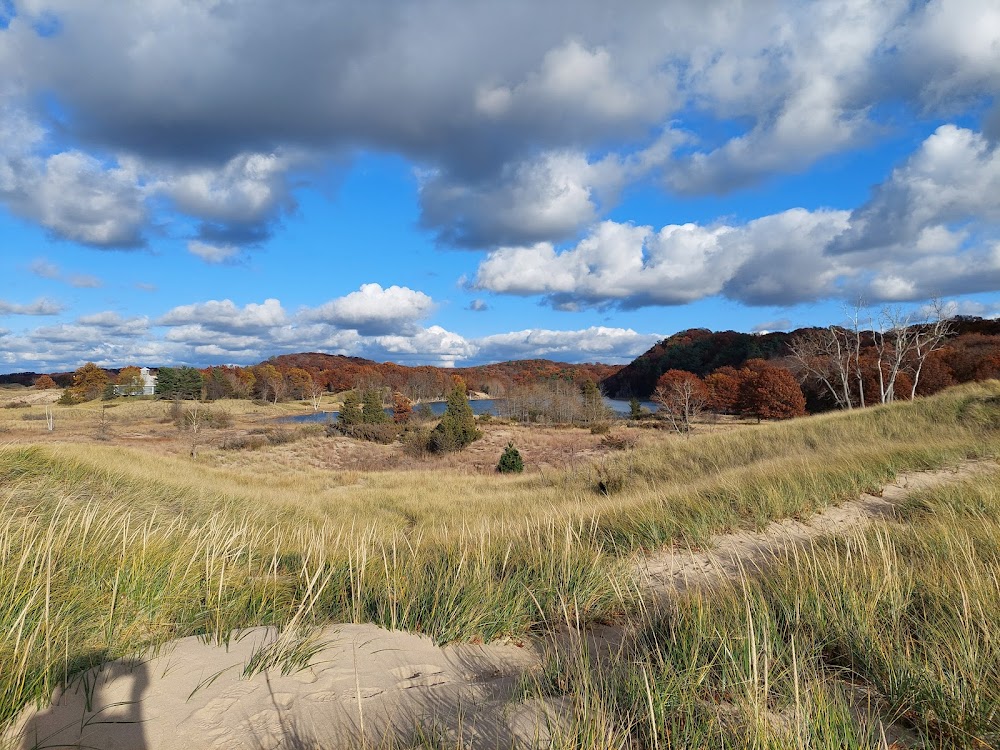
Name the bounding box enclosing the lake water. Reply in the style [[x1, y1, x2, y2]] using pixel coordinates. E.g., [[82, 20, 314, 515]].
[[281, 397, 657, 424]]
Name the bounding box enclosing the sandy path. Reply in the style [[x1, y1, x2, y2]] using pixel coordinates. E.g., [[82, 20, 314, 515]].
[[6, 460, 992, 750], [640, 460, 994, 600]]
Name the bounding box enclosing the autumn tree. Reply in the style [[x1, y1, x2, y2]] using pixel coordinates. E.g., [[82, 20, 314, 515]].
[[116, 366, 145, 396], [34, 374, 58, 390], [704, 366, 741, 413], [913, 349, 956, 396], [253, 364, 286, 404], [736, 360, 806, 422], [69, 362, 110, 402], [653, 370, 708, 433], [392, 392, 413, 424], [229, 367, 255, 399], [284, 367, 314, 400]]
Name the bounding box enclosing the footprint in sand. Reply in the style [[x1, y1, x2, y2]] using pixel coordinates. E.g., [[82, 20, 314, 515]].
[[190, 682, 261, 729], [306, 690, 340, 702], [290, 668, 319, 684], [244, 709, 284, 741], [270, 692, 295, 708], [390, 665, 451, 689]]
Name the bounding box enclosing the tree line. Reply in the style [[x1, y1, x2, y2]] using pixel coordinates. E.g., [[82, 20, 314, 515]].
[[604, 311, 1000, 412]]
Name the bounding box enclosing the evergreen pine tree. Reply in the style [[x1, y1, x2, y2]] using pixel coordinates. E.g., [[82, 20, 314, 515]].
[[338, 391, 362, 425], [496, 441, 524, 473], [431, 381, 481, 452], [155, 367, 178, 399], [629, 396, 643, 419], [176, 367, 204, 399], [361, 389, 389, 424]]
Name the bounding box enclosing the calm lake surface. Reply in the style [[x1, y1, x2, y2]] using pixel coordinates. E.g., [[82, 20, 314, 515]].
[[281, 397, 658, 424]]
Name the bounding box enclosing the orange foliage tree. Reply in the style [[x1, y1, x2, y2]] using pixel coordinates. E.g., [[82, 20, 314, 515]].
[[704, 366, 741, 413], [392, 392, 413, 424], [116, 366, 145, 396], [736, 360, 806, 422], [34, 374, 58, 390], [284, 367, 314, 400]]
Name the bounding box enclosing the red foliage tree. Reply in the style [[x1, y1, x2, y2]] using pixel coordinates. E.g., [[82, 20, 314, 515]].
[[392, 392, 413, 424], [704, 366, 741, 413], [736, 360, 806, 422], [975, 352, 1000, 381], [914, 349, 956, 396]]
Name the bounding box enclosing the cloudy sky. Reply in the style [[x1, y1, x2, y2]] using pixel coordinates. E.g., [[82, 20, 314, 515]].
[[1, 0, 999, 372]]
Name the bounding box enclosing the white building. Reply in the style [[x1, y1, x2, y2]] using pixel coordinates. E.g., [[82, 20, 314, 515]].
[[113, 367, 157, 396]]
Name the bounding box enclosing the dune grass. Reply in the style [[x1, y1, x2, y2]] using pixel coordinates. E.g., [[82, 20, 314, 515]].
[[1, 382, 999, 742], [521, 464, 1000, 749]]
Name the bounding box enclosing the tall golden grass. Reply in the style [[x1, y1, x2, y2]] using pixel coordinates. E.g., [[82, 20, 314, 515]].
[[1, 381, 999, 745]]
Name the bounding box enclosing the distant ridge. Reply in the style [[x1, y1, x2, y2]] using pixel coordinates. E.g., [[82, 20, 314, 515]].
[[601, 317, 1000, 399]]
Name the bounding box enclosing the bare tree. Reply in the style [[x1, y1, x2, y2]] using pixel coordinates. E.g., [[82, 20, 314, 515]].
[[907, 299, 955, 399], [308, 378, 325, 412], [653, 371, 708, 435], [789, 299, 953, 408], [788, 325, 858, 410]]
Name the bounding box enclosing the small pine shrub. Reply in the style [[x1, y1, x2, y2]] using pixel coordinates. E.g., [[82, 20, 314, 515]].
[[496, 441, 524, 473]]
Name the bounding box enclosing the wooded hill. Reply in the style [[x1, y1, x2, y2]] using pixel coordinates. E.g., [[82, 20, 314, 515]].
[[0, 353, 622, 400], [265, 352, 622, 397], [602, 316, 1000, 404]]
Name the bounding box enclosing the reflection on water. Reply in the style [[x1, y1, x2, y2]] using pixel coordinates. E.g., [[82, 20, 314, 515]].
[[281, 397, 657, 424]]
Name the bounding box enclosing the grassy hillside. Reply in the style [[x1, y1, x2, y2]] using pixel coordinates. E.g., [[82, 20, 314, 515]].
[[2, 382, 999, 745]]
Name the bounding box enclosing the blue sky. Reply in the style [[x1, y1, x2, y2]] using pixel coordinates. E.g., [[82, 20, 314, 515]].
[[2, 0, 1000, 372]]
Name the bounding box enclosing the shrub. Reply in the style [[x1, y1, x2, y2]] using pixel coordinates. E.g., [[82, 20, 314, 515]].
[[220, 427, 307, 450], [3, 400, 30, 409], [326, 422, 400, 444], [595, 461, 628, 495], [496, 441, 524, 473], [590, 421, 611, 435], [401, 426, 434, 457], [601, 432, 638, 451], [392, 392, 413, 424], [57, 390, 83, 405]]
